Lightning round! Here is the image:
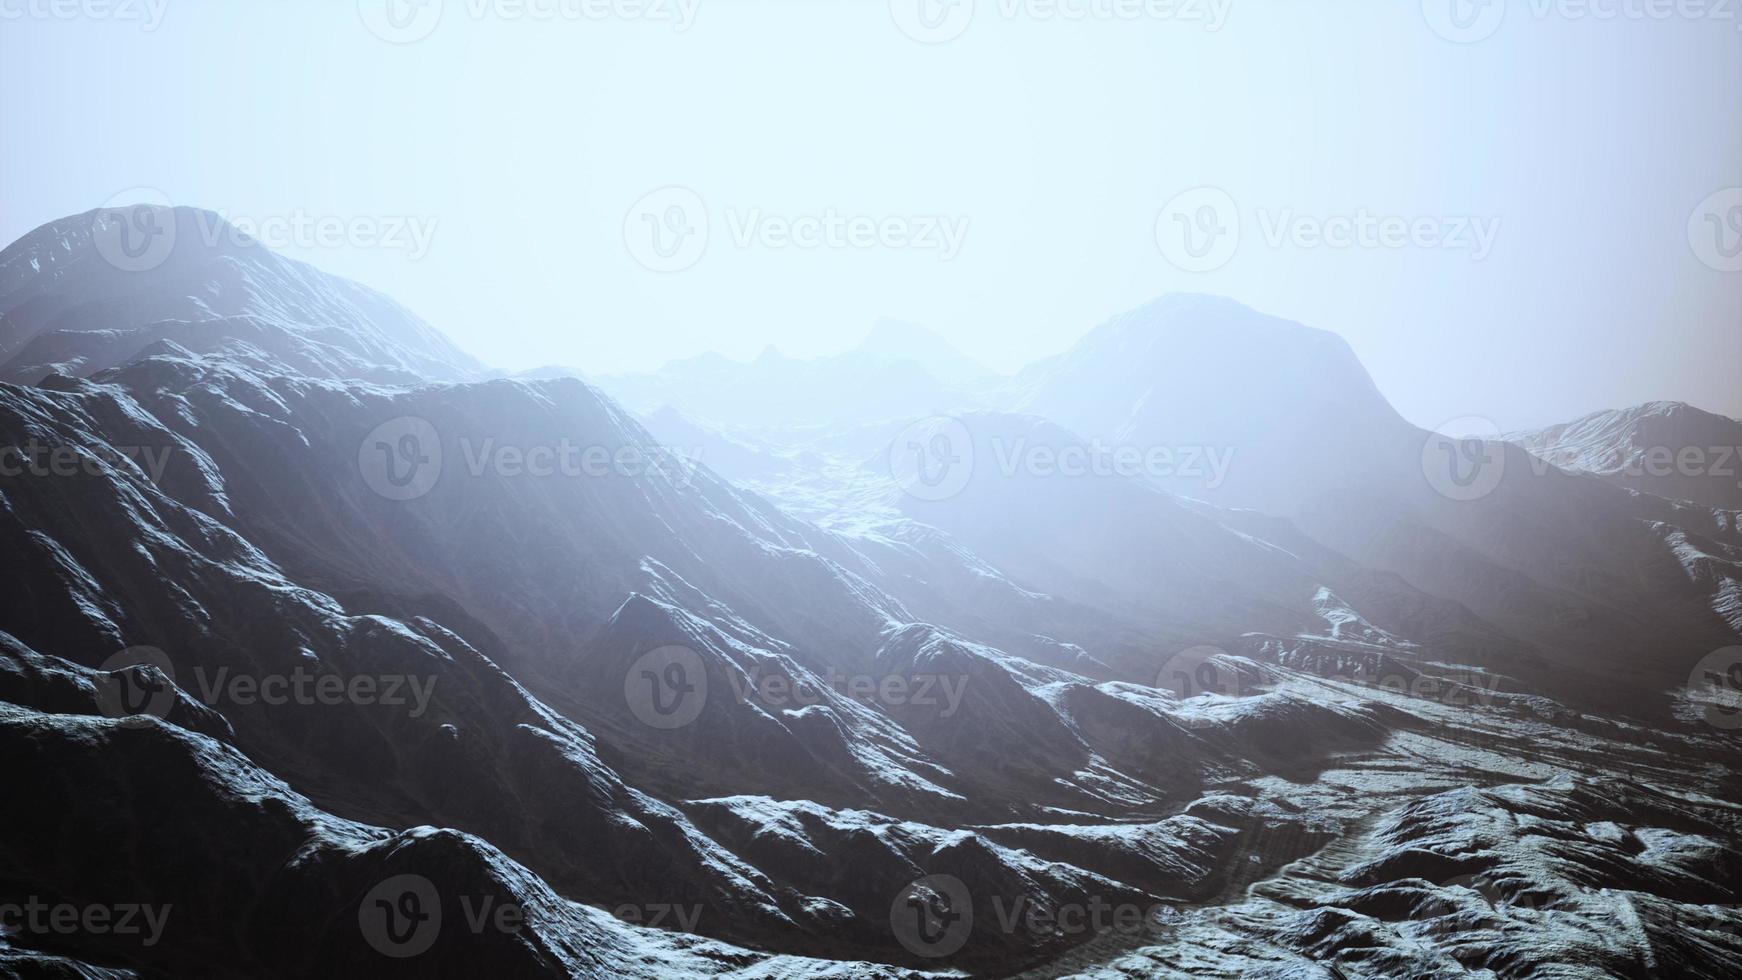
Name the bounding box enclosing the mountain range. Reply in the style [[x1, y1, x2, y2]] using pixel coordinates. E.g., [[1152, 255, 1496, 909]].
[[3, 205, 1739, 978]]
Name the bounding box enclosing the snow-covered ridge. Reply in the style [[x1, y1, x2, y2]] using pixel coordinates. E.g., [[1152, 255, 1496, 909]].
[[1509, 400, 1742, 511]]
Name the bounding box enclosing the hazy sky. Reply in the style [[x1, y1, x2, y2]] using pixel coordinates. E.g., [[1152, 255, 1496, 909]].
[[3, 0, 1737, 430]]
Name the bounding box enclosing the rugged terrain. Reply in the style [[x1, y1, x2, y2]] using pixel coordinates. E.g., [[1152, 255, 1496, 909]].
[[2, 206, 1739, 978]]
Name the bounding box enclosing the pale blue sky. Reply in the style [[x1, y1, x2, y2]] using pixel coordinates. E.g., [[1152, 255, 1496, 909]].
[[3, 0, 1737, 429]]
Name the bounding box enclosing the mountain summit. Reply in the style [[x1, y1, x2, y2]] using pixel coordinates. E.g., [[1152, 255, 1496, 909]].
[[1509, 400, 1742, 510], [0, 205, 481, 385]]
